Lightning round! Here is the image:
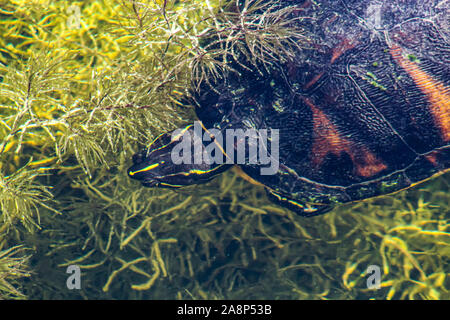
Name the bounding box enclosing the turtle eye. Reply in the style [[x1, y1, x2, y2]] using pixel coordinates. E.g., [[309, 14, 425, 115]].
[[131, 148, 149, 165]]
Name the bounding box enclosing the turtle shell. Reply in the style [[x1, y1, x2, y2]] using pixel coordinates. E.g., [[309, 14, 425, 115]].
[[193, 0, 449, 215]]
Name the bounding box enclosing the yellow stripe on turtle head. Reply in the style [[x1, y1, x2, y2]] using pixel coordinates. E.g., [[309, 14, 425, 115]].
[[129, 161, 164, 176], [147, 132, 166, 148], [172, 124, 193, 141], [162, 164, 227, 178], [159, 182, 184, 188], [145, 125, 193, 154]]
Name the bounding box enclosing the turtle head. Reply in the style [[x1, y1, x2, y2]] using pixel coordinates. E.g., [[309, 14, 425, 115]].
[[128, 124, 231, 188]]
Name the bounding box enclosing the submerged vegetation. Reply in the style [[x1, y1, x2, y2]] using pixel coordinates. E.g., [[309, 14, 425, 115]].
[[0, 0, 448, 299]]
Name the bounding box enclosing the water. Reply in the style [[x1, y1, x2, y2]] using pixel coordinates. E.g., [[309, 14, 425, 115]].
[[0, 0, 448, 300]]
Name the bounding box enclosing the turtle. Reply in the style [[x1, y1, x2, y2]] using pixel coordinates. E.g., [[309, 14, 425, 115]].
[[128, 0, 449, 217]]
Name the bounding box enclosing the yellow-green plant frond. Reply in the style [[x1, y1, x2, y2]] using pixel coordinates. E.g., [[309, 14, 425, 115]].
[[0, 245, 31, 300], [0, 164, 59, 233], [0, 51, 75, 173], [118, 0, 308, 93]]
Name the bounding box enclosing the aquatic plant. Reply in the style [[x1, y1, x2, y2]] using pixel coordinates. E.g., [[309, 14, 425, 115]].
[[0, 245, 31, 299]]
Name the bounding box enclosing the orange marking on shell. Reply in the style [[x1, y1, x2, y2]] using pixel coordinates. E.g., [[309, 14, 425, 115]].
[[354, 149, 388, 178], [425, 153, 438, 166], [304, 99, 349, 162], [390, 45, 450, 142], [305, 99, 387, 177], [305, 72, 324, 89], [330, 38, 358, 64]]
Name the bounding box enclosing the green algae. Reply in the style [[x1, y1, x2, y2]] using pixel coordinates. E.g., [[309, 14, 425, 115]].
[[0, 0, 448, 300]]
